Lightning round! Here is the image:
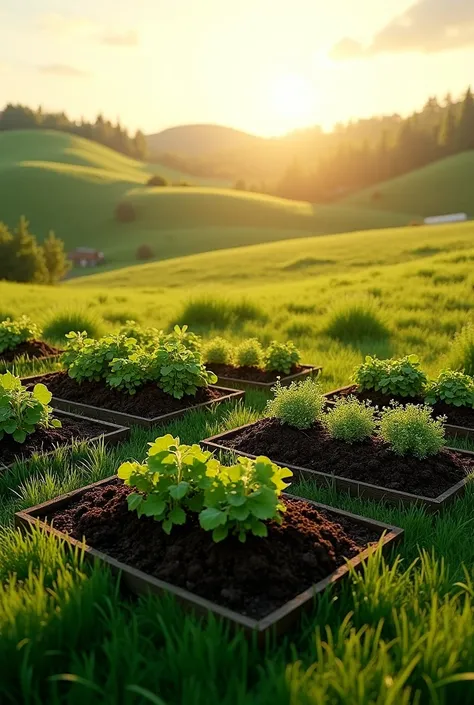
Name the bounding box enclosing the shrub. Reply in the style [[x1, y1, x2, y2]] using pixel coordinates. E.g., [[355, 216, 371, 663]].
[[0, 316, 39, 354], [264, 340, 300, 374], [152, 339, 217, 399], [136, 244, 154, 260], [118, 434, 215, 534], [43, 309, 105, 343], [378, 403, 445, 459], [324, 397, 377, 443], [0, 372, 61, 443], [115, 201, 136, 223], [354, 354, 427, 398], [200, 455, 293, 543], [62, 333, 138, 384], [266, 379, 326, 430], [176, 296, 264, 330], [147, 175, 168, 187], [42, 230, 71, 284], [448, 324, 474, 376], [204, 337, 234, 365], [325, 302, 390, 343], [425, 370, 474, 409], [235, 339, 264, 368]]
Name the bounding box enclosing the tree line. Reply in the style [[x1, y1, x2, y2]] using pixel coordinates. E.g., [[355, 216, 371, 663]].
[[274, 87, 474, 201], [0, 104, 147, 160], [0, 217, 70, 284]]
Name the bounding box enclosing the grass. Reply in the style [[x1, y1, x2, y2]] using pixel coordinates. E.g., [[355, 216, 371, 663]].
[[1, 220, 474, 700]]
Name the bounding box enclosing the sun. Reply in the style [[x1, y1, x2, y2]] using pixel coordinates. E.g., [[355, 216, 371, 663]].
[[269, 73, 316, 131]]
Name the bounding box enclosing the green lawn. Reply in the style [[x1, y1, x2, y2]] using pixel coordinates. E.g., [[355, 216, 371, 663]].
[[1, 221, 474, 702]]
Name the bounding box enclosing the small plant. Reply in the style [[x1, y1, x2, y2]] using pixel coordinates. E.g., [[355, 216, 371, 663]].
[[235, 338, 264, 368], [165, 325, 202, 353], [354, 354, 427, 398], [199, 455, 293, 543], [0, 316, 39, 354], [324, 397, 377, 443], [264, 341, 300, 375], [425, 370, 474, 409], [118, 321, 162, 349], [378, 403, 445, 459], [106, 352, 152, 394], [204, 337, 235, 365], [448, 323, 474, 376], [118, 434, 216, 534], [152, 340, 217, 399], [0, 372, 61, 443], [266, 379, 326, 430]]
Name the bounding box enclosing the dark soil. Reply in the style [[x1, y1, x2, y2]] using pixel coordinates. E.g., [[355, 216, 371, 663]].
[[0, 415, 112, 467], [0, 340, 61, 363], [24, 372, 227, 419], [327, 384, 474, 430], [216, 418, 473, 498], [48, 480, 380, 620], [210, 363, 308, 384]]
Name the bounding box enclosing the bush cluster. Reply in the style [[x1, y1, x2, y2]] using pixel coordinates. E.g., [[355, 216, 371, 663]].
[[266, 379, 447, 459], [61, 329, 215, 398], [354, 354, 427, 398], [0, 316, 39, 354], [0, 372, 60, 443], [448, 323, 474, 377], [203, 336, 301, 374], [118, 434, 293, 542]]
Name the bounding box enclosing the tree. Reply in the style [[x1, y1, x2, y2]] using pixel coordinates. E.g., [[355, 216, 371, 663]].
[[0, 223, 15, 279], [457, 86, 474, 152], [9, 217, 47, 283], [438, 105, 457, 156], [42, 231, 71, 284]]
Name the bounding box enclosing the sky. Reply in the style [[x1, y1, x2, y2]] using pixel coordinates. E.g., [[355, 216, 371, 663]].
[[1, 0, 473, 137]]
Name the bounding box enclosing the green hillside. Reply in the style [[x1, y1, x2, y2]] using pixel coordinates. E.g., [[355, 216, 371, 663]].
[[146, 124, 263, 157], [341, 150, 474, 217], [68, 220, 474, 290], [0, 129, 415, 273]]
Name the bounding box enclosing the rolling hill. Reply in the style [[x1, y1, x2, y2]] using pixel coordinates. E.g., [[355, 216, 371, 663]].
[[0, 129, 416, 274], [340, 150, 474, 217], [146, 124, 264, 158]]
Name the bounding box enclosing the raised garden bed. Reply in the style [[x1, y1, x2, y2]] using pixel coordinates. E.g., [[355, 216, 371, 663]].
[[15, 476, 402, 641], [22, 372, 244, 428], [0, 340, 62, 365], [209, 364, 322, 390], [1, 410, 128, 470], [324, 384, 474, 441], [202, 418, 474, 510]]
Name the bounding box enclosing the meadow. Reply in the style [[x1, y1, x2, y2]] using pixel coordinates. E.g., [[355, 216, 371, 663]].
[[1, 219, 474, 703], [0, 129, 420, 272]]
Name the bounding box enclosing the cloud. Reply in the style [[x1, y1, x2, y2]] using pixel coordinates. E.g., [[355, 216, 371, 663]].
[[100, 30, 139, 47], [38, 12, 139, 48], [38, 64, 89, 77], [330, 0, 474, 59]]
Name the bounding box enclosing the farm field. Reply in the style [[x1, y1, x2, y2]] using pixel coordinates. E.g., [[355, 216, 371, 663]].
[[1, 219, 474, 703]]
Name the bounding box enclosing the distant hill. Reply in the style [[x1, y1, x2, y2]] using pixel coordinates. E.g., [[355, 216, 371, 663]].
[[146, 124, 265, 158], [339, 151, 474, 218]]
